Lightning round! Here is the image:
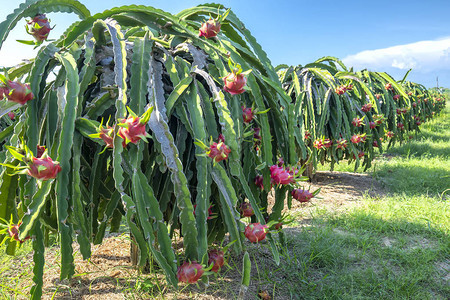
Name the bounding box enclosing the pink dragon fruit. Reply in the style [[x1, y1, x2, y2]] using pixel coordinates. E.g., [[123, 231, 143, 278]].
[[254, 175, 264, 190], [177, 261, 204, 283], [26, 14, 52, 41], [361, 103, 373, 112], [3, 81, 33, 105], [199, 18, 221, 39], [27, 155, 61, 181], [208, 249, 225, 273], [291, 189, 313, 203], [240, 202, 254, 217], [270, 165, 295, 185], [244, 223, 268, 243], [242, 106, 255, 123]]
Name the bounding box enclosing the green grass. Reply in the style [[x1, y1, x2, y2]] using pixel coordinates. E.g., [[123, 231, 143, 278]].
[[0, 242, 34, 299]]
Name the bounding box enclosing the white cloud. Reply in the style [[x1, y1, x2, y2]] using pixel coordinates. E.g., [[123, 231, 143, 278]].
[[343, 37, 450, 73]]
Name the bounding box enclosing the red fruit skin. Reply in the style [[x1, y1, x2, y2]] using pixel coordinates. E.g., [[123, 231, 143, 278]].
[[304, 131, 311, 140], [208, 249, 225, 273], [177, 261, 204, 283], [369, 122, 376, 129], [335, 86, 346, 95], [0, 86, 8, 100], [352, 117, 363, 127], [242, 106, 254, 123], [36, 145, 46, 158], [393, 95, 400, 100], [253, 127, 262, 141], [291, 189, 313, 203], [351, 135, 361, 144], [8, 222, 30, 244], [323, 139, 333, 148], [274, 222, 283, 230], [361, 103, 373, 112], [99, 126, 115, 148], [27, 14, 52, 41], [385, 83, 393, 91], [373, 140, 379, 147], [375, 94, 381, 100], [277, 157, 285, 167], [358, 151, 365, 159], [386, 131, 394, 138], [7, 112, 15, 120], [27, 156, 61, 180], [240, 202, 254, 217], [397, 123, 404, 130], [5, 81, 33, 105], [8, 224, 19, 240], [244, 223, 268, 243], [208, 142, 231, 162], [336, 139, 348, 150], [374, 114, 385, 125], [193, 205, 214, 220], [270, 165, 295, 185], [118, 116, 147, 144], [313, 139, 324, 149], [218, 133, 225, 143], [254, 175, 264, 190], [223, 72, 247, 95], [199, 19, 221, 38]]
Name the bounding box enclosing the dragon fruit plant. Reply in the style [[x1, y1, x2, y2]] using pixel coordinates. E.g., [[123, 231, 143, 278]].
[[0, 0, 314, 296], [0, 1, 444, 297], [277, 57, 444, 173]]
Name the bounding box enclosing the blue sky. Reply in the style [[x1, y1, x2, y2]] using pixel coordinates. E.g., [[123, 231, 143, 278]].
[[1, 0, 449, 88]]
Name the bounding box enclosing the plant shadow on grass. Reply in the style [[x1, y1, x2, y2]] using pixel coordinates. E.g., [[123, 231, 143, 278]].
[[241, 212, 449, 300], [386, 141, 450, 158], [373, 162, 450, 197]]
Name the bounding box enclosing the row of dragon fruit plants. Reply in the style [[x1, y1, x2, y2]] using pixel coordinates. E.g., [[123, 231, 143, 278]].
[[0, 1, 446, 298], [277, 60, 446, 171]]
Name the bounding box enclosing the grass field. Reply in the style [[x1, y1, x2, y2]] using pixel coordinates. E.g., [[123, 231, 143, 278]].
[[0, 103, 448, 299]]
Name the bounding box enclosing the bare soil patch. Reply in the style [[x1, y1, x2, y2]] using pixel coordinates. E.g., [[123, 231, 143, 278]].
[[269, 171, 385, 224]]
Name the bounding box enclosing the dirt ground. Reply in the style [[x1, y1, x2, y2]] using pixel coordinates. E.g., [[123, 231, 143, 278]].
[[288, 170, 385, 216], [5, 171, 385, 299]]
